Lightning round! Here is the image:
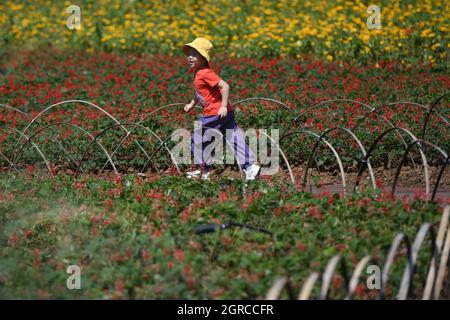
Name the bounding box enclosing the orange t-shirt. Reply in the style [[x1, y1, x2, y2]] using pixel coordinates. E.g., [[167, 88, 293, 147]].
[[193, 66, 233, 116]]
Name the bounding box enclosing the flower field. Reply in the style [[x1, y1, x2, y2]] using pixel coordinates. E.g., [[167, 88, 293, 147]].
[[0, 172, 445, 299], [0, 0, 448, 63], [0, 0, 449, 301], [0, 49, 448, 176]]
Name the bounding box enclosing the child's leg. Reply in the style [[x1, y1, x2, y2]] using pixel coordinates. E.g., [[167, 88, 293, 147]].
[[221, 112, 255, 170], [191, 115, 222, 172], [191, 122, 204, 170]]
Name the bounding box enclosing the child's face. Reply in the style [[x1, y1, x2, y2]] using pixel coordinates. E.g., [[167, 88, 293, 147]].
[[187, 47, 206, 69]]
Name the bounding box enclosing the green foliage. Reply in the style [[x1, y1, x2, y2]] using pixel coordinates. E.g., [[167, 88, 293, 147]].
[[0, 173, 442, 299]]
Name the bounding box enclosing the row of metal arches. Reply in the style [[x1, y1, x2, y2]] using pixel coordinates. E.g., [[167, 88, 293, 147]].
[[266, 206, 450, 300], [0, 95, 448, 200]]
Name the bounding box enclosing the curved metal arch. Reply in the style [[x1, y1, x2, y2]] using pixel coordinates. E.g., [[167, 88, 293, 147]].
[[101, 99, 291, 173], [0, 104, 33, 120], [138, 104, 295, 184], [421, 93, 449, 140], [291, 99, 419, 170], [433, 206, 450, 299], [351, 105, 421, 169], [231, 97, 297, 134], [432, 154, 450, 203], [378, 233, 413, 300], [0, 126, 52, 173], [11, 100, 151, 165], [257, 129, 295, 185], [424, 205, 450, 299], [298, 272, 320, 300], [355, 127, 430, 196], [140, 103, 201, 123], [284, 127, 377, 190], [75, 122, 180, 179], [232, 97, 293, 111], [139, 129, 187, 174], [290, 99, 414, 151], [290, 98, 377, 129], [280, 130, 347, 194], [398, 223, 437, 300], [0, 104, 86, 173], [266, 277, 294, 300], [0, 105, 37, 172], [319, 255, 349, 300], [393, 139, 448, 200], [99, 103, 196, 172], [140, 126, 246, 181], [0, 151, 19, 173], [387, 101, 449, 128], [9, 122, 118, 176], [345, 255, 373, 300]]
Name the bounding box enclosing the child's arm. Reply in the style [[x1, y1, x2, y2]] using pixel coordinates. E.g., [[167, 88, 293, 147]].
[[184, 96, 199, 112], [217, 79, 230, 118]]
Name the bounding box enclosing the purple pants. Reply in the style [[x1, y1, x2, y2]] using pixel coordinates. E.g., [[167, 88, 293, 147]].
[[191, 111, 255, 171]]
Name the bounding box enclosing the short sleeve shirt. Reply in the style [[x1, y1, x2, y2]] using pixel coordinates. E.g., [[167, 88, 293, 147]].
[[193, 67, 233, 116]]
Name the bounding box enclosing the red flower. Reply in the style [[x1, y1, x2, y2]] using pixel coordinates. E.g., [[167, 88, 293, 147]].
[[132, 191, 142, 203], [146, 190, 164, 200], [103, 198, 113, 211], [308, 206, 324, 220], [37, 289, 49, 299], [24, 229, 33, 239], [141, 249, 151, 261], [296, 242, 307, 253], [209, 287, 225, 298], [354, 284, 366, 297], [375, 179, 383, 188], [179, 206, 191, 222], [8, 232, 20, 247], [183, 264, 191, 277], [190, 241, 201, 251], [223, 236, 233, 246], [27, 165, 34, 175], [218, 191, 228, 203], [273, 207, 282, 217], [173, 249, 185, 262], [152, 229, 162, 238], [186, 276, 196, 288], [332, 276, 342, 290]]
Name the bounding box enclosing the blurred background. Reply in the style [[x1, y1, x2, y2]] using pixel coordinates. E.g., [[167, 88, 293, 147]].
[[0, 0, 448, 65]]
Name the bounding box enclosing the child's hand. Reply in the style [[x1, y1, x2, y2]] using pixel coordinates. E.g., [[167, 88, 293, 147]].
[[184, 103, 194, 112], [218, 106, 228, 118]]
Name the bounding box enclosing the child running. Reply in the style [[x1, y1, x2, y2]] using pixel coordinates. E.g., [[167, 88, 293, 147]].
[[182, 37, 260, 181]]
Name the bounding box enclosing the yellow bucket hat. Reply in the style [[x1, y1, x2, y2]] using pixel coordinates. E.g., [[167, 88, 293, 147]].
[[182, 37, 213, 62]]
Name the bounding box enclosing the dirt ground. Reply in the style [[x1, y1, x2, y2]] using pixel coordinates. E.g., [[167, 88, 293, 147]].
[[216, 165, 450, 188]]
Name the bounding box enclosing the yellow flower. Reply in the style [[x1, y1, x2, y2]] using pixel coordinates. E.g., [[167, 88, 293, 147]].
[[421, 29, 432, 37], [431, 43, 440, 50], [1, 0, 447, 62]]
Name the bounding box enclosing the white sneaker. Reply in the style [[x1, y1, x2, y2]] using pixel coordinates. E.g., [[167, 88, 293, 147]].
[[244, 164, 260, 181], [201, 172, 211, 180], [186, 169, 201, 179]]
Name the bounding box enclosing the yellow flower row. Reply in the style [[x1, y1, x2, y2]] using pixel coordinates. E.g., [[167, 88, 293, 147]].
[[0, 0, 448, 63]]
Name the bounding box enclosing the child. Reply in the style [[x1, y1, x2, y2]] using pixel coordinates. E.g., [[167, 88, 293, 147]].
[[182, 37, 260, 181]]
